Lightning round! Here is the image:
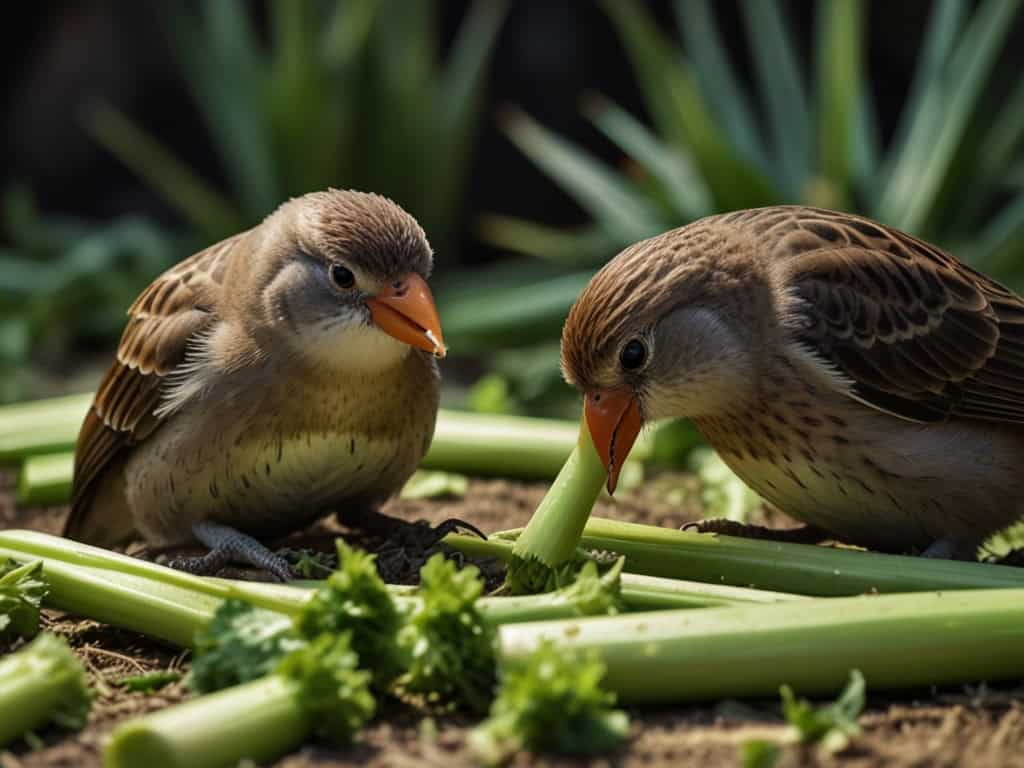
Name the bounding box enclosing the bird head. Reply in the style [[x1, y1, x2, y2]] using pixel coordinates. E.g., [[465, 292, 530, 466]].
[[560, 222, 765, 493], [240, 189, 446, 371]]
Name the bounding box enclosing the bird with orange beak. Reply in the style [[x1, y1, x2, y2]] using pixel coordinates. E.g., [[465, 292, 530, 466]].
[[65, 190, 450, 579], [561, 206, 1024, 559]]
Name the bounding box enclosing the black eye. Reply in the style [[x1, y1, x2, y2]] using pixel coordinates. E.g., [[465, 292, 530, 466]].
[[619, 339, 647, 370], [330, 263, 355, 289]]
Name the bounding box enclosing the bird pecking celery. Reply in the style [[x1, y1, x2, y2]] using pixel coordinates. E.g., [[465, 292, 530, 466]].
[[0, 633, 93, 747]]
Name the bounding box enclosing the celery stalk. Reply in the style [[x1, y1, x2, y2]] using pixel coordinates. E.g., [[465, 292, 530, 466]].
[[107, 634, 374, 768], [0, 393, 91, 463], [17, 452, 74, 506], [512, 418, 606, 566], [106, 676, 309, 768], [0, 547, 217, 647], [491, 517, 1024, 595], [0, 633, 92, 746], [498, 588, 1024, 703], [577, 517, 1024, 595], [444, 533, 806, 607]]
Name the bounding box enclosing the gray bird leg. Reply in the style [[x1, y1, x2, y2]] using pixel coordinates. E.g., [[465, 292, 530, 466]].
[[683, 519, 831, 545], [170, 521, 293, 582]]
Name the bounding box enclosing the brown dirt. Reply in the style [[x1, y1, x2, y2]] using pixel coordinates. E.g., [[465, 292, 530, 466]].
[[2, 472, 1024, 768]]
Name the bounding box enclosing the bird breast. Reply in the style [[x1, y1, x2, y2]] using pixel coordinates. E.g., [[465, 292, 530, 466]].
[[124, 350, 439, 544]]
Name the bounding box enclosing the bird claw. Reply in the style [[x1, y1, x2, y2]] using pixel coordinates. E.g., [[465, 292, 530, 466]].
[[169, 521, 294, 582], [682, 518, 829, 545]]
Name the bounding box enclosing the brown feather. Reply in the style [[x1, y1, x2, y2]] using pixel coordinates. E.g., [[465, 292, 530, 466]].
[[64, 234, 241, 539]]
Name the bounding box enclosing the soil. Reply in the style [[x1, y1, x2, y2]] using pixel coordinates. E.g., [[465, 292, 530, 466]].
[[2, 471, 1024, 768]]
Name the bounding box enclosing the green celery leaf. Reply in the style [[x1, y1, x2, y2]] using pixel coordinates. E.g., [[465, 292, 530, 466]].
[[781, 669, 865, 753], [296, 540, 405, 687], [470, 640, 629, 764], [276, 632, 375, 744], [189, 599, 305, 694], [397, 554, 495, 711], [0, 559, 48, 643]]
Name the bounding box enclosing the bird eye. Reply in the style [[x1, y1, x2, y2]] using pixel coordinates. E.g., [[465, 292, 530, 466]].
[[330, 263, 356, 290], [619, 339, 647, 371]]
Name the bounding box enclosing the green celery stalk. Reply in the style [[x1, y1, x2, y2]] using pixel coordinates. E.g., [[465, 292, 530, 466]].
[[17, 452, 74, 506], [106, 634, 374, 768], [0, 546, 218, 647], [579, 517, 1024, 595], [489, 517, 1024, 595], [108, 676, 308, 768], [0, 392, 91, 463], [507, 417, 607, 592], [444, 533, 806, 608], [498, 588, 1024, 703], [0, 633, 93, 746]]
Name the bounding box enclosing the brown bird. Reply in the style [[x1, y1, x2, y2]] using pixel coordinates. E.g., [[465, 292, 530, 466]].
[[65, 189, 450, 579], [562, 205, 1024, 559]]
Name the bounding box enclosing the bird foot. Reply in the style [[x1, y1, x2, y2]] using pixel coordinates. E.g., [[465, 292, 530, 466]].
[[337, 507, 486, 549], [682, 518, 830, 545], [169, 521, 293, 582]]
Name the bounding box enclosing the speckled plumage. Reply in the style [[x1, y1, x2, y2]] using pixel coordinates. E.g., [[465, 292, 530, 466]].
[[66, 189, 440, 551], [562, 206, 1024, 556]]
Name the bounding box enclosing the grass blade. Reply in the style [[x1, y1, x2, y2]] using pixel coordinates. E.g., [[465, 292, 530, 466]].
[[601, 0, 778, 211], [673, 0, 766, 168], [880, 0, 1021, 232], [165, 1, 279, 219], [501, 109, 666, 244], [266, 0, 343, 197], [878, 0, 966, 201], [429, 0, 509, 254], [583, 95, 713, 220], [815, 0, 865, 208], [739, 0, 810, 195], [84, 104, 244, 241], [439, 268, 596, 353], [477, 216, 617, 265]]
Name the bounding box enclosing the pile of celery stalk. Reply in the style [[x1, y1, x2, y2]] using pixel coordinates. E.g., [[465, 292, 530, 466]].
[[2, 393, 1024, 767]]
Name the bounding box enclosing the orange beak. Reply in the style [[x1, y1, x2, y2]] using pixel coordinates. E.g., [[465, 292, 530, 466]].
[[584, 387, 642, 495], [366, 273, 446, 357]]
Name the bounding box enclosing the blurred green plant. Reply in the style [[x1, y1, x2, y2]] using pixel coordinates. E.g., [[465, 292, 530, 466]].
[[0, 187, 179, 403], [451, 0, 1024, 415], [86, 0, 508, 262]]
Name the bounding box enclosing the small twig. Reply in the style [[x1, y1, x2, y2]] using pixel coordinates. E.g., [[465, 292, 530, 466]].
[[80, 645, 148, 673]]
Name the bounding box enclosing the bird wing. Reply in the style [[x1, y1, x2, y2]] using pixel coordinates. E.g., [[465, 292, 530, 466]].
[[65, 234, 243, 540], [777, 213, 1024, 423]]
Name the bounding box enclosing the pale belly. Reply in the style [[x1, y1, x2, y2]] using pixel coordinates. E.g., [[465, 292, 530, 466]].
[[697, 402, 1024, 554], [123, 354, 437, 545]]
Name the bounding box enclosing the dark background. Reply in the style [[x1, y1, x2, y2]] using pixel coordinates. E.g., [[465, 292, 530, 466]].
[[4, 0, 1012, 261]]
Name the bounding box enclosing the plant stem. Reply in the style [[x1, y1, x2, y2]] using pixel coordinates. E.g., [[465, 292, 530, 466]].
[[17, 452, 74, 506], [444, 533, 805, 608], [498, 588, 1024, 703], [105, 675, 310, 768], [490, 517, 1024, 595], [511, 416, 607, 568], [0, 393, 91, 463], [0, 633, 92, 747], [0, 546, 217, 647]]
